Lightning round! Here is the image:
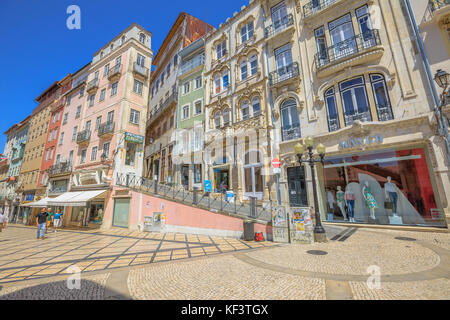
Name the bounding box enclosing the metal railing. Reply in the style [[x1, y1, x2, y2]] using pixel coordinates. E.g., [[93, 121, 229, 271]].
[[282, 125, 301, 142], [108, 63, 121, 79], [303, 0, 338, 19], [76, 130, 91, 144], [148, 93, 177, 124], [133, 63, 149, 78], [265, 14, 294, 38], [179, 55, 205, 76], [115, 173, 272, 222], [328, 118, 340, 132], [429, 0, 450, 13], [49, 185, 68, 194], [48, 162, 72, 176], [87, 79, 99, 92], [98, 121, 115, 137], [376, 104, 394, 122], [269, 62, 300, 86], [344, 111, 372, 127], [315, 30, 381, 69]]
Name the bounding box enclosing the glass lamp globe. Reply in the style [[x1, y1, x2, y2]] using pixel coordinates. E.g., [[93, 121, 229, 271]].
[[434, 69, 450, 89], [316, 143, 326, 156], [305, 136, 314, 148], [294, 143, 304, 155]]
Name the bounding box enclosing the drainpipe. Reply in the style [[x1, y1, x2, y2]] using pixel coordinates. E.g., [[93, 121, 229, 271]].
[[403, 0, 450, 164]]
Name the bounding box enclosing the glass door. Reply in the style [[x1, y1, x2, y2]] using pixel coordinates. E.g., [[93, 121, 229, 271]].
[[287, 166, 308, 207], [271, 2, 288, 33], [275, 44, 293, 82], [112, 199, 130, 228], [329, 14, 356, 60], [356, 6, 374, 48]]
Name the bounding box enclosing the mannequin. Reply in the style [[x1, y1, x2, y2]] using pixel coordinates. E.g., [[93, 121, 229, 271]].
[[327, 189, 335, 212], [362, 181, 377, 220], [384, 176, 398, 214], [344, 189, 356, 223], [336, 186, 348, 221]]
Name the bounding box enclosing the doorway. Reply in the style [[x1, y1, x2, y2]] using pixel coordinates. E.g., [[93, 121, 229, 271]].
[[112, 198, 130, 228], [214, 167, 229, 193], [287, 166, 308, 207]]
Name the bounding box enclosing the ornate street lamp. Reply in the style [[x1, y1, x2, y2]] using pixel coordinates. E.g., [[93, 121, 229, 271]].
[[294, 137, 327, 242], [434, 69, 450, 90]]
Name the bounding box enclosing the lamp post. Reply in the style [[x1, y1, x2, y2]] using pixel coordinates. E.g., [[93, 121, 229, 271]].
[[433, 69, 450, 163], [294, 137, 327, 243], [434, 69, 450, 106]]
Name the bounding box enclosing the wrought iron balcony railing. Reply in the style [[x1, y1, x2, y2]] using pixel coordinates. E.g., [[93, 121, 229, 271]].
[[76, 130, 91, 144], [179, 55, 205, 76], [108, 63, 122, 80], [98, 121, 115, 137], [49, 185, 68, 194], [87, 79, 99, 92], [315, 30, 381, 69], [344, 111, 372, 127], [133, 62, 149, 78], [282, 125, 301, 142], [265, 14, 294, 38], [328, 118, 340, 132], [303, 0, 338, 19], [148, 93, 177, 125], [429, 0, 450, 13], [376, 104, 394, 122], [269, 62, 300, 86], [48, 162, 72, 176]]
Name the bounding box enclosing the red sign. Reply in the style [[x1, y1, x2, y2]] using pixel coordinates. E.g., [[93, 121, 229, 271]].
[[272, 158, 281, 168]]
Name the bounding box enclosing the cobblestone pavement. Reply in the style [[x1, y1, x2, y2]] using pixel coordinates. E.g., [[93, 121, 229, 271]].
[[0, 224, 449, 300]]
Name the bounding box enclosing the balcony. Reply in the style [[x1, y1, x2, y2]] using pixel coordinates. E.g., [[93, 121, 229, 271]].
[[376, 104, 394, 122], [76, 130, 91, 145], [344, 111, 372, 127], [0, 158, 9, 168], [282, 125, 301, 142], [179, 55, 205, 76], [108, 64, 122, 81], [303, 0, 338, 19], [264, 14, 294, 39], [133, 62, 149, 79], [87, 79, 99, 94], [48, 162, 72, 177], [49, 185, 68, 194], [269, 62, 300, 87], [98, 121, 115, 138], [51, 96, 65, 112], [147, 93, 177, 128], [429, 0, 450, 13], [314, 30, 383, 78]]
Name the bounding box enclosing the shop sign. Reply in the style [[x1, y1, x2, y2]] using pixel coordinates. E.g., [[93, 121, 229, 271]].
[[204, 180, 212, 193], [339, 135, 383, 150], [124, 132, 145, 144]]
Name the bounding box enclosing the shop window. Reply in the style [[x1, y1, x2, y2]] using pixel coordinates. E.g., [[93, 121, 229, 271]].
[[280, 98, 301, 141], [370, 74, 394, 121], [243, 150, 264, 200], [321, 148, 444, 227], [125, 143, 137, 166], [194, 164, 202, 184], [325, 87, 340, 132], [339, 76, 372, 126]]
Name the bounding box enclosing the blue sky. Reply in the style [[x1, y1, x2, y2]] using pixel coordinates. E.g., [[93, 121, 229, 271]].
[[0, 0, 247, 151]]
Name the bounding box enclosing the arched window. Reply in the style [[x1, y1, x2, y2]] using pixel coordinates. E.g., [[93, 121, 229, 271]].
[[252, 97, 261, 116], [139, 33, 146, 44], [339, 76, 371, 126], [240, 59, 248, 80], [243, 150, 264, 200], [121, 36, 126, 45], [370, 74, 393, 121], [223, 108, 230, 126], [110, 44, 114, 51], [280, 98, 300, 141], [325, 87, 340, 132], [214, 111, 221, 129], [241, 100, 250, 120]]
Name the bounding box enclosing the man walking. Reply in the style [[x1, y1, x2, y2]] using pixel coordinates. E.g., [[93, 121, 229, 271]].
[[46, 207, 53, 234], [52, 209, 63, 233], [0, 212, 7, 232], [36, 208, 48, 239]]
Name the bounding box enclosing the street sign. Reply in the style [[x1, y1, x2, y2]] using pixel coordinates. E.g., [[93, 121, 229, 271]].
[[272, 158, 281, 168], [273, 168, 281, 174]]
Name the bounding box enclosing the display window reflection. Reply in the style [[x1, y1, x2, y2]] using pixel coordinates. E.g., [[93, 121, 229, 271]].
[[321, 148, 445, 227]]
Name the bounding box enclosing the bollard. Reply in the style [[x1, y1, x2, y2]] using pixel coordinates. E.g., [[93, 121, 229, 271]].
[[193, 187, 198, 205], [154, 179, 158, 195], [250, 197, 256, 218]]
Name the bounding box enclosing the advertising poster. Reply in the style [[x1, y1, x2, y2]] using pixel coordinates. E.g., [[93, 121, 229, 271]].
[[289, 208, 314, 244], [272, 206, 289, 243]]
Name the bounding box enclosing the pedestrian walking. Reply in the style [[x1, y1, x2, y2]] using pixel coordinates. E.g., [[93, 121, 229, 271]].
[[52, 209, 63, 233], [46, 207, 53, 234], [0, 212, 7, 232], [36, 208, 48, 239]]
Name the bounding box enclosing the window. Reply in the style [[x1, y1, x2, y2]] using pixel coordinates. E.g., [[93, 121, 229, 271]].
[[249, 55, 258, 76], [80, 149, 87, 164], [59, 132, 64, 146], [252, 97, 261, 116], [89, 94, 95, 107], [194, 164, 202, 184], [63, 113, 68, 124], [85, 120, 91, 133], [100, 89, 106, 101], [45, 149, 49, 161], [110, 44, 114, 51], [240, 59, 248, 80], [104, 64, 110, 77], [243, 151, 264, 199], [102, 142, 110, 159], [240, 21, 254, 43], [125, 143, 137, 166], [96, 116, 102, 130], [281, 98, 301, 141], [174, 54, 178, 66], [49, 147, 54, 160], [137, 53, 145, 67], [139, 33, 146, 44], [325, 87, 340, 132], [222, 72, 229, 89], [182, 105, 189, 120], [133, 80, 143, 95], [194, 76, 202, 89], [129, 109, 140, 124], [339, 76, 371, 126], [223, 108, 230, 126], [275, 43, 293, 81], [76, 106, 81, 118], [79, 86, 85, 97], [107, 111, 114, 124], [66, 95, 71, 106], [91, 146, 98, 161], [329, 14, 356, 59], [121, 35, 125, 45], [271, 1, 288, 33], [241, 100, 250, 120], [214, 76, 221, 94], [161, 72, 165, 86], [194, 101, 202, 115], [69, 150, 74, 165], [72, 126, 78, 141], [370, 74, 393, 121], [183, 81, 190, 94], [53, 129, 57, 140], [356, 5, 374, 43], [166, 63, 171, 77], [214, 111, 221, 129], [216, 41, 227, 59], [52, 114, 56, 124], [111, 82, 118, 96], [315, 26, 329, 67]]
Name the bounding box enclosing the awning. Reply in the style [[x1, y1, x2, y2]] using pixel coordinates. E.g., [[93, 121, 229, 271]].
[[47, 190, 107, 207], [22, 197, 51, 208]]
